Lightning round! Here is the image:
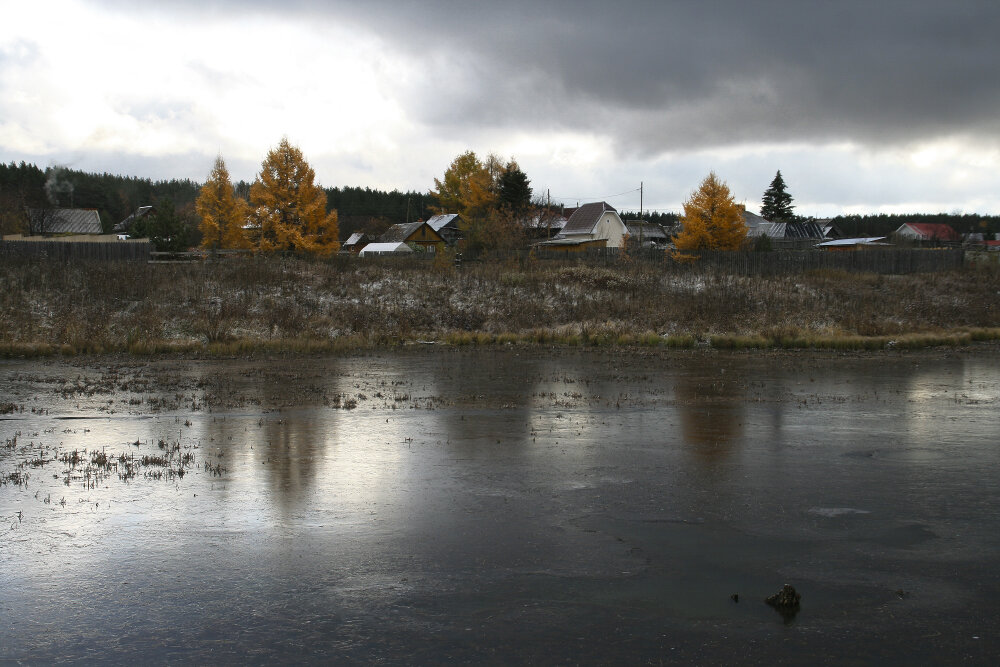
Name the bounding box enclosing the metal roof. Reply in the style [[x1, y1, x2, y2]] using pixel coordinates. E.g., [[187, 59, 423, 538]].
[[743, 213, 825, 239], [896, 223, 960, 242], [816, 237, 887, 247], [343, 232, 370, 246], [358, 242, 413, 255], [743, 211, 781, 237], [535, 237, 594, 247], [113, 206, 154, 233], [425, 214, 461, 232], [625, 221, 667, 240], [561, 201, 616, 235], [784, 222, 826, 239], [379, 221, 426, 243], [29, 208, 103, 234]]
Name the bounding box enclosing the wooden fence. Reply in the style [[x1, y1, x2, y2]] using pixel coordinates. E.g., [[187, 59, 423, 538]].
[[532, 247, 966, 275], [0, 239, 967, 275], [1, 240, 151, 262]]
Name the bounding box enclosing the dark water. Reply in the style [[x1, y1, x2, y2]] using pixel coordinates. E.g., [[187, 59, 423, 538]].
[[1, 348, 998, 664]]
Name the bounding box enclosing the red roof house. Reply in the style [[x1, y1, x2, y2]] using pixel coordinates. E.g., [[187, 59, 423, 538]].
[[893, 223, 960, 242]]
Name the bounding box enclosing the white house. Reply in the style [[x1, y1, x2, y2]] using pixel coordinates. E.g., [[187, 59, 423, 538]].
[[538, 201, 627, 249]]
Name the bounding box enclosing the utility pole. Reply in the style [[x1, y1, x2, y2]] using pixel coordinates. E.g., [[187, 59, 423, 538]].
[[546, 188, 551, 239], [639, 181, 643, 247]]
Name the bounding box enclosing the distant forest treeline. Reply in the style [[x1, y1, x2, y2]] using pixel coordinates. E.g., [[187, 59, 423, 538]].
[[3, 160, 999, 241], [0, 161, 434, 240], [829, 213, 999, 238], [620, 210, 999, 238]]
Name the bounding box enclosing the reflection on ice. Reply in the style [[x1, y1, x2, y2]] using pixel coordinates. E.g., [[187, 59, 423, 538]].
[[1, 348, 999, 664]]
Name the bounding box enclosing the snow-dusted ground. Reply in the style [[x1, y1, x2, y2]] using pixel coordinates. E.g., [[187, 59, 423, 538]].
[[1, 258, 995, 346]]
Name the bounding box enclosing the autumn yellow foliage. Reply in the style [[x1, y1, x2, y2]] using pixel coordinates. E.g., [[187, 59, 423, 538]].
[[197, 156, 249, 251], [430, 150, 496, 219], [673, 172, 747, 252], [249, 138, 339, 256]]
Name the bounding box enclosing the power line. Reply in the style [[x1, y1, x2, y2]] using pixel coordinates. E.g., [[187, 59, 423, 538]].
[[547, 187, 641, 202]]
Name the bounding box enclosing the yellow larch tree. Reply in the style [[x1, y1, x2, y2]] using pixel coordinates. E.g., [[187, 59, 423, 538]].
[[249, 138, 340, 255], [673, 172, 747, 252], [430, 150, 496, 219], [197, 156, 249, 251]]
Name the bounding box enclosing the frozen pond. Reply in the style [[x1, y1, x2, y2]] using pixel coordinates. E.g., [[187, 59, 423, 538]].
[[1, 348, 998, 664]]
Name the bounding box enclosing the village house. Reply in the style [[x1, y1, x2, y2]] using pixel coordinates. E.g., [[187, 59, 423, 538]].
[[535, 201, 627, 253], [114, 206, 155, 234], [26, 208, 103, 235], [743, 211, 825, 241], [425, 214, 463, 246], [522, 211, 568, 240], [893, 222, 960, 243], [378, 221, 445, 253], [342, 232, 372, 254], [625, 220, 669, 247]]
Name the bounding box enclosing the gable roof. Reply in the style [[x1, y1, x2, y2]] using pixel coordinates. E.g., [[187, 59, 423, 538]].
[[783, 221, 826, 239], [113, 206, 154, 233], [343, 232, 370, 247], [425, 214, 461, 232], [625, 221, 667, 241], [744, 211, 783, 238], [29, 208, 103, 234], [379, 221, 427, 243], [561, 201, 618, 235], [898, 223, 960, 241]]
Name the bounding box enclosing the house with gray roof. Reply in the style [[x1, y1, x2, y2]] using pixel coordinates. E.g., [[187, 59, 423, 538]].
[[743, 211, 825, 242], [342, 232, 372, 253], [27, 208, 103, 235], [114, 206, 155, 234], [536, 201, 627, 251], [523, 211, 568, 240], [625, 220, 669, 247], [743, 211, 783, 238], [425, 214, 463, 245], [378, 221, 445, 252]]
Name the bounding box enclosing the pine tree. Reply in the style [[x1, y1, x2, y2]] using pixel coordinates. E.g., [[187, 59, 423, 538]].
[[197, 156, 248, 251], [249, 138, 339, 255], [132, 199, 197, 252], [673, 172, 747, 252], [760, 170, 794, 222]]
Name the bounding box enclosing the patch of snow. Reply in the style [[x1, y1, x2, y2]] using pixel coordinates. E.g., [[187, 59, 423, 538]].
[[809, 507, 871, 517]]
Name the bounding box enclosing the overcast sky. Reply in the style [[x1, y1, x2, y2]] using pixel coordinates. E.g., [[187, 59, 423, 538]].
[[2, 0, 999, 216]]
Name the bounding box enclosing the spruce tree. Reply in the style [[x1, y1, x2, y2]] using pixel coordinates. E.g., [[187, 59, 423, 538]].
[[498, 162, 532, 214], [761, 170, 794, 222]]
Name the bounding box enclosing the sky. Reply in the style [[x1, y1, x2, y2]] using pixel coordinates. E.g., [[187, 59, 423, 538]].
[[2, 0, 1000, 217]]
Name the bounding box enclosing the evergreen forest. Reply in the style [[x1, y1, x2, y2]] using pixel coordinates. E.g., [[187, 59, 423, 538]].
[[3, 160, 999, 242]]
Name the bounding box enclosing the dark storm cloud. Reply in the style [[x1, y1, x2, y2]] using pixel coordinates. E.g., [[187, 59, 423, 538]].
[[90, 0, 1000, 154]]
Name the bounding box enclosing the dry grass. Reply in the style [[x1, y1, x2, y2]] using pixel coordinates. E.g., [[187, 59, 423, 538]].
[[0, 255, 998, 355]]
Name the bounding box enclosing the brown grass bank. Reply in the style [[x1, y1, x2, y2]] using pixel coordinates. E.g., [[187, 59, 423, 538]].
[[1, 256, 998, 356]]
